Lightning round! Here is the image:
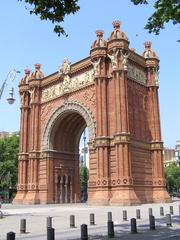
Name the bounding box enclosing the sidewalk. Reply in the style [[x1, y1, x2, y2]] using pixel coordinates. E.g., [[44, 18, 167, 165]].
[[0, 200, 180, 239]]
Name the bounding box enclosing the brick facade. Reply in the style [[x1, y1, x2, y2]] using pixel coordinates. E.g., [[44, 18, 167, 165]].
[[14, 21, 170, 205]]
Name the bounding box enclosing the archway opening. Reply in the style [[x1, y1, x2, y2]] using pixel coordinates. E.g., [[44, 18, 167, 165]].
[[49, 110, 89, 203], [79, 128, 89, 202]]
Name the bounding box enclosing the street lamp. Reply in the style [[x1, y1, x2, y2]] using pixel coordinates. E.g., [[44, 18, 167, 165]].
[[0, 69, 20, 104], [7, 88, 15, 104]]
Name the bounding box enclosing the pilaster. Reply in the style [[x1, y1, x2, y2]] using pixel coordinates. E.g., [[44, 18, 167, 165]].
[[23, 70, 42, 204], [110, 67, 140, 205], [88, 30, 111, 204], [144, 44, 170, 202], [14, 76, 30, 204]]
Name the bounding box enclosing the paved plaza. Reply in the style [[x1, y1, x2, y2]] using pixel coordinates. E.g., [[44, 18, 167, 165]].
[[1, 199, 180, 239]]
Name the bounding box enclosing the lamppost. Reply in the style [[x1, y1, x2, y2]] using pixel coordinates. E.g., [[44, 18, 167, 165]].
[[0, 69, 20, 104], [83, 129, 87, 166]]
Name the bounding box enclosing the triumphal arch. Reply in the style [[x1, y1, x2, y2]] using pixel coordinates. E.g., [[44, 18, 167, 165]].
[[14, 21, 170, 205]]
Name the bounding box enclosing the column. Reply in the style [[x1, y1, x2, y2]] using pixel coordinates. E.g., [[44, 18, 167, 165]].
[[92, 57, 110, 204], [13, 91, 30, 204], [110, 65, 140, 205], [24, 85, 41, 204], [59, 176, 63, 203], [147, 67, 170, 202]]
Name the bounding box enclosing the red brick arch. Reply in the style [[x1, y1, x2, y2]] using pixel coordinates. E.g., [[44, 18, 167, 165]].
[[14, 22, 170, 205], [42, 100, 96, 150]]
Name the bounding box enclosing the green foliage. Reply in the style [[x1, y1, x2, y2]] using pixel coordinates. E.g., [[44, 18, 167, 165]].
[[19, 0, 80, 36], [80, 165, 88, 202], [19, 0, 179, 36], [131, 0, 180, 34], [165, 162, 180, 194], [0, 135, 19, 190]]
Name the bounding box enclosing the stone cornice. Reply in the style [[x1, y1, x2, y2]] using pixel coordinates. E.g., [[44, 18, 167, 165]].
[[41, 57, 91, 88], [129, 51, 146, 68], [19, 83, 29, 93], [130, 138, 150, 150]]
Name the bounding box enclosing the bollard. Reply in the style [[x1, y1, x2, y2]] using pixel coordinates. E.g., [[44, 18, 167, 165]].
[[7, 232, 15, 240], [136, 209, 141, 219], [170, 206, 174, 215], [20, 219, 26, 233], [107, 221, 114, 238], [179, 205, 180, 215], [160, 206, 164, 216], [148, 208, 153, 217], [131, 218, 137, 234], [108, 212, 112, 221], [47, 217, 52, 228], [47, 227, 55, 240], [149, 215, 156, 230], [81, 224, 88, 240], [123, 210, 127, 221], [70, 215, 75, 228], [90, 213, 95, 225], [166, 214, 172, 227]]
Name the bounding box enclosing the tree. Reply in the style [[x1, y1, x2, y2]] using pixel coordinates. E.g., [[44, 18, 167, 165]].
[[165, 162, 180, 195], [19, 1, 179, 36], [79, 165, 88, 202], [0, 135, 19, 191], [20, 1, 179, 36], [131, 0, 180, 34], [19, 0, 80, 36]]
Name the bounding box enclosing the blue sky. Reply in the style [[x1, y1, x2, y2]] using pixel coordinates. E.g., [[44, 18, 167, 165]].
[[0, 0, 179, 148]]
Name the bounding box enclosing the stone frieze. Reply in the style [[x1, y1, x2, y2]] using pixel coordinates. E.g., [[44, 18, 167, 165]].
[[127, 64, 146, 85], [41, 69, 94, 103]]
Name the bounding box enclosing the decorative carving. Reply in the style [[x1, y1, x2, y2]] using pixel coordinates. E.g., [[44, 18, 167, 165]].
[[83, 86, 95, 107], [154, 67, 159, 85], [151, 142, 163, 150], [20, 69, 31, 84], [112, 179, 116, 185], [42, 69, 94, 102], [114, 134, 130, 144], [31, 64, 44, 79], [127, 65, 146, 85], [20, 92, 25, 106], [58, 59, 71, 75], [91, 57, 101, 77], [117, 179, 121, 184], [120, 49, 130, 70], [123, 179, 127, 184], [29, 88, 35, 103], [42, 100, 96, 149], [88, 181, 96, 187], [62, 75, 71, 93], [102, 180, 107, 185], [108, 49, 119, 69], [97, 180, 100, 185]]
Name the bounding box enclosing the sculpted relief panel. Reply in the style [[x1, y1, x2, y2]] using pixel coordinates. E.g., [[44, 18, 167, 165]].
[[42, 69, 94, 103], [127, 64, 146, 85], [41, 63, 146, 103]]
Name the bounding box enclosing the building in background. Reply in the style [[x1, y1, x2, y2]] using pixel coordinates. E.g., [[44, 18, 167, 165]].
[[79, 129, 89, 168], [175, 140, 180, 165], [163, 148, 176, 167], [0, 131, 19, 139]]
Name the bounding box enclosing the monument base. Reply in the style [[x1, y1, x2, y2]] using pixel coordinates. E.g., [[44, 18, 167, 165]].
[[13, 191, 27, 204], [110, 187, 141, 205], [88, 189, 110, 205], [153, 187, 171, 203], [22, 191, 40, 204]]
